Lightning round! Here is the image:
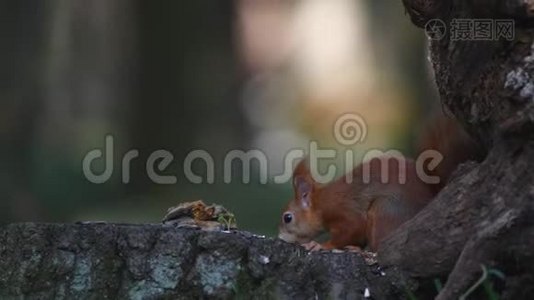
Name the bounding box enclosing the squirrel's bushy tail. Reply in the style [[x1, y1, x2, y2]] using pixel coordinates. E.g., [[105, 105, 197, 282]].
[[416, 114, 483, 193]]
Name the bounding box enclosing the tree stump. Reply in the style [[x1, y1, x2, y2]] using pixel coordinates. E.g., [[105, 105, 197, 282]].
[[0, 223, 410, 299]]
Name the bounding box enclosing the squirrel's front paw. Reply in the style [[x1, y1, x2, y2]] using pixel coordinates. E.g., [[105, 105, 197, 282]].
[[343, 245, 362, 252], [302, 241, 324, 251]]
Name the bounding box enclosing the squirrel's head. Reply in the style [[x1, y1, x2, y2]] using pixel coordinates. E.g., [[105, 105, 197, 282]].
[[278, 159, 323, 244]]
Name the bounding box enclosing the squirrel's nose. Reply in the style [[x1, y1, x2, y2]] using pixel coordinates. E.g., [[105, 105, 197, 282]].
[[278, 232, 293, 243]]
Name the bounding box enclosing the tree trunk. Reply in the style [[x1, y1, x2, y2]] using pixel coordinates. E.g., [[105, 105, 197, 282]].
[[380, 0, 534, 299]]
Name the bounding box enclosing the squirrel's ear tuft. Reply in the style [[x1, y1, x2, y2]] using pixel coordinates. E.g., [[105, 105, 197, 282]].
[[293, 159, 314, 209], [293, 159, 310, 178]]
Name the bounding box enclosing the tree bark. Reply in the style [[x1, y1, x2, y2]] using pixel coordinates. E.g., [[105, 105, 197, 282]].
[[379, 0, 534, 299], [0, 223, 411, 299]]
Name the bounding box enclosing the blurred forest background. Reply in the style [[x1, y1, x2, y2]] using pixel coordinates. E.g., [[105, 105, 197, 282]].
[[0, 0, 437, 236]]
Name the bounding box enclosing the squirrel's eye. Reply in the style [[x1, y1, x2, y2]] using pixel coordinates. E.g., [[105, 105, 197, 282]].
[[283, 212, 293, 224]]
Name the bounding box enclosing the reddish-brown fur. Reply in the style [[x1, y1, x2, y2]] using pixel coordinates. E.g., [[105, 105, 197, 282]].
[[278, 116, 480, 252]]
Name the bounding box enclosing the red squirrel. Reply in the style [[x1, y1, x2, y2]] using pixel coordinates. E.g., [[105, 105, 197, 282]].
[[278, 115, 480, 252]]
